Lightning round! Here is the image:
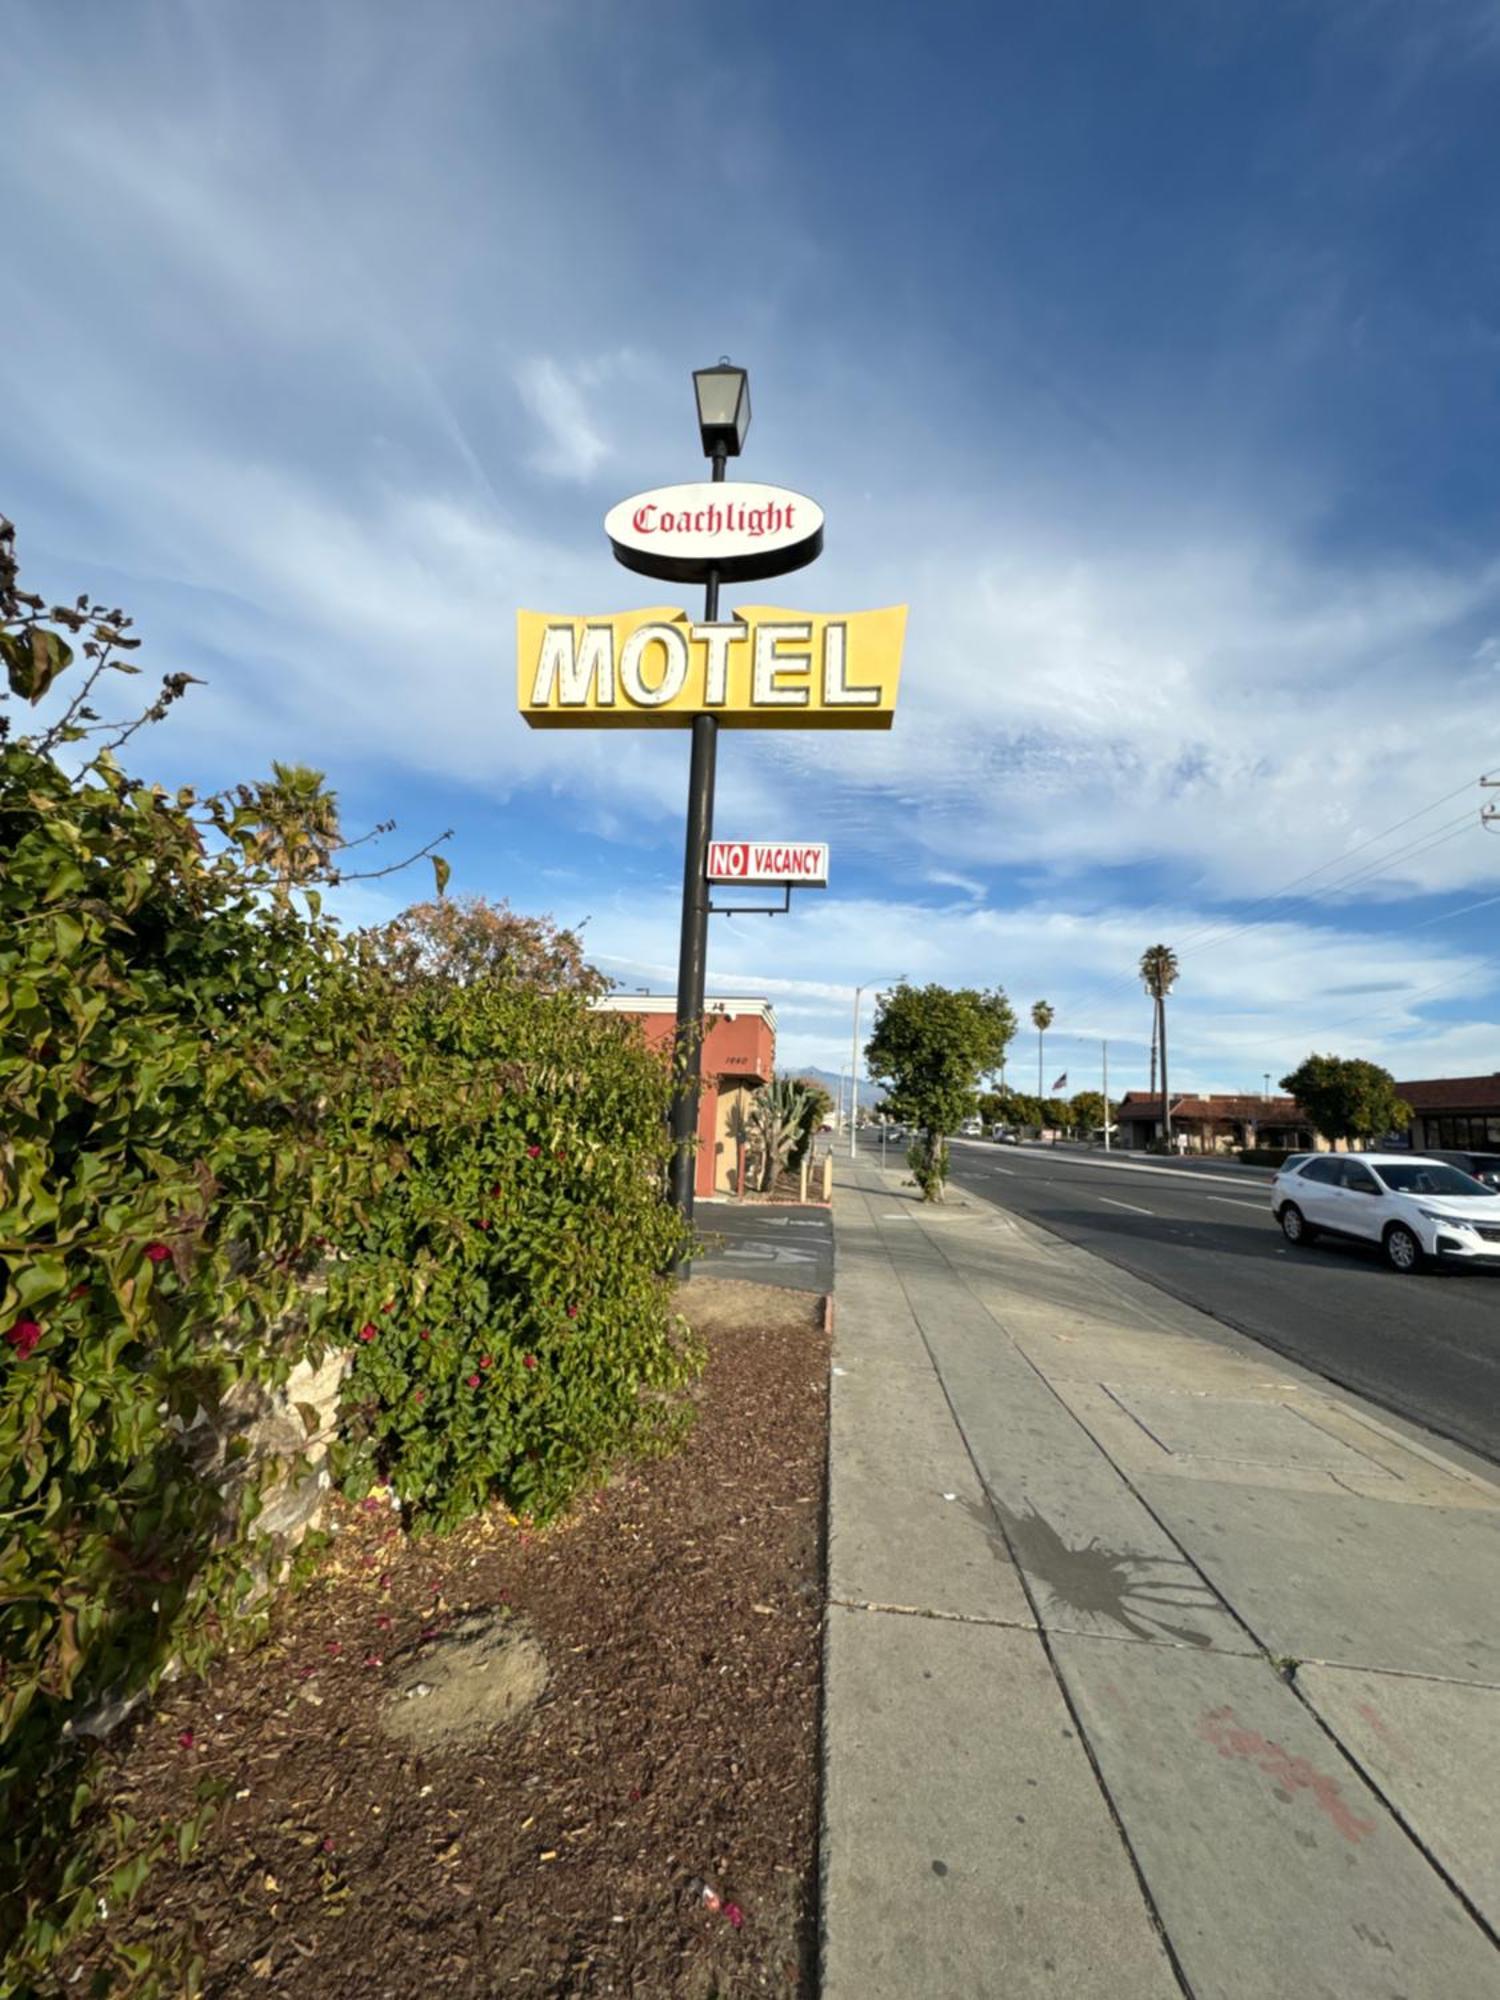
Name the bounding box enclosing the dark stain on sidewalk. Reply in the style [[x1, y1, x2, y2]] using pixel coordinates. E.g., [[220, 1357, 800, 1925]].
[[963, 1495, 1218, 1648]]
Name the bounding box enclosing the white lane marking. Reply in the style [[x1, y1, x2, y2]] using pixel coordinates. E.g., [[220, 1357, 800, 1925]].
[[985, 1166, 1018, 1176], [950, 1140, 1269, 1191], [1097, 1196, 1155, 1216], [1207, 1196, 1268, 1211]]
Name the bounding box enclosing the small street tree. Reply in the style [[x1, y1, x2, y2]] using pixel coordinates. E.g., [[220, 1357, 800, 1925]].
[[1030, 999, 1055, 1100], [866, 983, 1016, 1199], [1070, 1088, 1109, 1136], [1279, 1054, 1412, 1148]]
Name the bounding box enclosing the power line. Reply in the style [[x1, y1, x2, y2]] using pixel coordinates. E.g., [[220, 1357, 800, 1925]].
[[1048, 769, 1496, 1022]]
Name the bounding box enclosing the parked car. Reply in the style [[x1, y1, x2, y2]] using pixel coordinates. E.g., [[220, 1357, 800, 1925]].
[[1271, 1153, 1500, 1273], [1422, 1149, 1500, 1191], [990, 1127, 1020, 1145]]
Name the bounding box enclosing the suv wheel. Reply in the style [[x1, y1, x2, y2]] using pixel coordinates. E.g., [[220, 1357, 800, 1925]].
[[1384, 1223, 1423, 1274], [1280, 1203, 1316, 1246]]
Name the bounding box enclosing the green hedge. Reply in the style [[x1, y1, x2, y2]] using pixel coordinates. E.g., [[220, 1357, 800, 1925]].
[[2, 727, 694, 1988]]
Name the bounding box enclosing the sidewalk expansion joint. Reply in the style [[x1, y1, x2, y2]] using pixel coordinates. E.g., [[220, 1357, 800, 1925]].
[[827, 1594, 1039, 1632]]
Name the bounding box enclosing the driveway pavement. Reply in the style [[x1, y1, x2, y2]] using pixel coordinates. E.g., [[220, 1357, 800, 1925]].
[[690, 1199, 833, 1293]]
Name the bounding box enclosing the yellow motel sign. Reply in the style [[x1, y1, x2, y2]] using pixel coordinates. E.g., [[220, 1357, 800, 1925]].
[[517, 603, 906, 730]]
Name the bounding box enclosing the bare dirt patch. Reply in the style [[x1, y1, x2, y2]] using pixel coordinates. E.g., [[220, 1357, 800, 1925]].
[[64, 1276, 830, 1998]]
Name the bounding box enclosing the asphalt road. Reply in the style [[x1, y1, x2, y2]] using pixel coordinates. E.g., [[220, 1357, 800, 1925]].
[[945, 1140, 1500, 1466]]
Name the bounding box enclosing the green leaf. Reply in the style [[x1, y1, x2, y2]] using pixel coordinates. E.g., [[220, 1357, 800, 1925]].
[[432, 852, 452, 898], [3, 624, 74, 701]]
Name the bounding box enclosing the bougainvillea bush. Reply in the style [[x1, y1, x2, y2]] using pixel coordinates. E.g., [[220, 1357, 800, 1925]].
[[332, 976, 698, 1531], [0, 522, 696, 1991]]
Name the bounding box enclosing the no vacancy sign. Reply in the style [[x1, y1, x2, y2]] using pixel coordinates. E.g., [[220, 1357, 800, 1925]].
[[707, 840, 829, 887]]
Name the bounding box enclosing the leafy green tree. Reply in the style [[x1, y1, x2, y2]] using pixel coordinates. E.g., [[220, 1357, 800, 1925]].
[[1140, 945, 1179, 1145], [1279, 1055, 1412, 1147], [865, 983, 1016, 1199], [1041, 1096, 1072, 1131], [1070, 1089, 1110, 1134], [367, 893, 607, 994]]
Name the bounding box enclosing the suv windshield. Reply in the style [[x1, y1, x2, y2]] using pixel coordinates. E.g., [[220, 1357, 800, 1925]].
[[1374, 1162, 1496, 1198]]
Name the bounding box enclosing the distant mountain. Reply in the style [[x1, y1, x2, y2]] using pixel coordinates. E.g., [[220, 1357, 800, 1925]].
[[786, 1066, 886, 1114], [786, 1065, 843, 1098]]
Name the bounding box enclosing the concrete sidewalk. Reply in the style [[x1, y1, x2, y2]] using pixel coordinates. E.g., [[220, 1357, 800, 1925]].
[[820, 1159, 1500, 1998]]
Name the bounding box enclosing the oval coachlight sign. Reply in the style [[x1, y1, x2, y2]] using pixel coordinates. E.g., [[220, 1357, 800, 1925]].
[[605, 481, 824, 585]]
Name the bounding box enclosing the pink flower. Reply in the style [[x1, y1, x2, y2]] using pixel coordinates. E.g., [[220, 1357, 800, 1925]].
[[466, 1373, 481, 1388], [4, 1320, 42, 1359], [419, 1328, 431, 1341], [322, 1835, 336, 1854], [376, 1613, 393, 1632], [491, 1184, 503, 1197], [522, 1354, 537, 1370], [724, 1902, 744, 1930], [566, 1304, 579, 1319], [69, 1283, 91, 1301], [178, 1729, 196, 1750], [413, 1389, 426, 1404], [381, 1300, 396, 1314], [379, 1573, 392, 1590], [326, 1639, 343, 1656], [363, 1651, 383, 1667], [358, 1322, 378, 1342], [526, 1145, 541, 1159], [479, 1355, 493, 1369], [144, 1242, 171, 1265], [475, 1219, 491, 1231]]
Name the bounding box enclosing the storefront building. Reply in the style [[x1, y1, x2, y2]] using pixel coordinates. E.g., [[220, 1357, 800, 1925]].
[[1394, 1074, 1500, 1151], [1115, 1091, 1314, 1154], [592, 994, 775, 1196]]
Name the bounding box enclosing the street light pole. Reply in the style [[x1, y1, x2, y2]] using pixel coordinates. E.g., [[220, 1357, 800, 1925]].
[[849, 984, 866, 1161], [666, 446, 727, 1227]]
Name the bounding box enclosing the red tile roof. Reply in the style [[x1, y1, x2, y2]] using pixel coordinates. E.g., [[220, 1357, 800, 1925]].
[[1393, 1075, 1500, 1112], [1117, 1091, 1303, 1122]]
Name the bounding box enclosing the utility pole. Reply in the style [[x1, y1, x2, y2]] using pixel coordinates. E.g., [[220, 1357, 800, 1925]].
[[849, 985, 866, 1161], [1103, 1040, 1110, 1153]]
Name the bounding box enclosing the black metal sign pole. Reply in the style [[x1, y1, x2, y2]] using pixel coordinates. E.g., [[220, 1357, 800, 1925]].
[[667, 448, 727, 1230]]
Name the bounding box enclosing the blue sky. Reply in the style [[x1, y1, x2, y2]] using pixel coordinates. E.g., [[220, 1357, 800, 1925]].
[[6, 0, 1500, 1091]]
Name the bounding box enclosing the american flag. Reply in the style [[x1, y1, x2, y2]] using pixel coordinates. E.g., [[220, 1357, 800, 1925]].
[[1051, 1072, 1068, 1092]]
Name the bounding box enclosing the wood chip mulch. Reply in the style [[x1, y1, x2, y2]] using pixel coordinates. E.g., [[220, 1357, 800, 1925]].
[[64, 1277, 830, 1998]]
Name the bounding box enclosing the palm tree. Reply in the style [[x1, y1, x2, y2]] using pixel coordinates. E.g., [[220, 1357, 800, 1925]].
[[1139, 946, 1180, 1149], [1031, 1000, 1055, 1101]]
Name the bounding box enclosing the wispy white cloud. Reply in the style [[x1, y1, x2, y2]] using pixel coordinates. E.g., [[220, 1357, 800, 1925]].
[[515, 357, 611, 483]]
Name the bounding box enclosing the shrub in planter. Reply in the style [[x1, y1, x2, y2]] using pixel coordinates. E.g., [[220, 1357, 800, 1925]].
[[331, 976, 698, 1531]]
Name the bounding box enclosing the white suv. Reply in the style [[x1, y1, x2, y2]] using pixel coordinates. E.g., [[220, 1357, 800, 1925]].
[[1272, 1153, 1500, 1274]]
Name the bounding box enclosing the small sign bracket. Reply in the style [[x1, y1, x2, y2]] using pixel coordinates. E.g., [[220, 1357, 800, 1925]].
[[707, 885, 795, 917]]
